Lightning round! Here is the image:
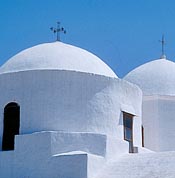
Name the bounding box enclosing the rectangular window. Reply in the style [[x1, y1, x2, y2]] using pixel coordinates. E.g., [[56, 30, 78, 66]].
[[123, 112, 134, 153]]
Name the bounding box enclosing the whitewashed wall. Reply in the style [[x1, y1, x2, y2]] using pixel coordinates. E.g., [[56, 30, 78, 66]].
[[0, 70, 142, 149], [143, 95, 175, 151]]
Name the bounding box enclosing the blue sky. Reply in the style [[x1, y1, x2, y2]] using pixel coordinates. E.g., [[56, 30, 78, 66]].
[[0, 0, 175, 77]]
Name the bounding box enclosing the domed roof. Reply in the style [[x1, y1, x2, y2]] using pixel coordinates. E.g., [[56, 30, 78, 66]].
[[0, 42, 117, 78], [124, 58, 175, 95]]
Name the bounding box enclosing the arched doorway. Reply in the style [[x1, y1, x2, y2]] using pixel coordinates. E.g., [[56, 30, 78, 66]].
[[2, 102, 20, 151]]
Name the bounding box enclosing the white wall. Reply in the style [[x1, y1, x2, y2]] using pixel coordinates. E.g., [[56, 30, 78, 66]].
[[0, 131, 105, 178], [0, 70, 142, 149], [143, 95, 175, 151], [14, 132, 89, 178], [0, 151, 14, 177], [142, 96, 159, 151], [157, 96, 175, 151], [50, 131, 107, 156]]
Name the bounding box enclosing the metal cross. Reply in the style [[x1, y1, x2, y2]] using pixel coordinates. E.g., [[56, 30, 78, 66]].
[[159, 34, 165, 57], [50, 21, 66, 41]]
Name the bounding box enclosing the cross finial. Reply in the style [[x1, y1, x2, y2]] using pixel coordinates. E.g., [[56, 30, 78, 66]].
[[50, 21, 66, 41], [159, 34, 166, 59]]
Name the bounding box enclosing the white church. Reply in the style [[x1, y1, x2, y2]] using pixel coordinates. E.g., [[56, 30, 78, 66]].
[[0, 40, 175, 178]]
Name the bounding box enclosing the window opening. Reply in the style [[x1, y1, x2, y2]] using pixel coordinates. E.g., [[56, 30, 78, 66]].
[[123, 112, 134, 153], [2, 102, 20, 151]]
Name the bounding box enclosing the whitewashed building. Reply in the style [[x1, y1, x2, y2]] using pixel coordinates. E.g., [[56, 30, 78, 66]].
[[0, 42, 175, 178], [124, 56, 175, 152]]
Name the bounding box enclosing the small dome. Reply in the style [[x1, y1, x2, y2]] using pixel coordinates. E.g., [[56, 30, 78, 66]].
[[0, 42, 117, 78], [124, 58, 175, 95]]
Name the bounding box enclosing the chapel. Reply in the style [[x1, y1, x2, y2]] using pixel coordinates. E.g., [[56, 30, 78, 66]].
[[0, 41, 175, 178]]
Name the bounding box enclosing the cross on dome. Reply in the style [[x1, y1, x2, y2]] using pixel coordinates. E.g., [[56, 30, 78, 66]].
[[159, 34, 166, 59], [50, 21, 66, 41]]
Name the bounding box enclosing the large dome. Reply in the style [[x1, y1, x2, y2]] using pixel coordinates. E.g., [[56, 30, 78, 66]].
[[124, 58, 175, 95], [0, 42, 117, 78]]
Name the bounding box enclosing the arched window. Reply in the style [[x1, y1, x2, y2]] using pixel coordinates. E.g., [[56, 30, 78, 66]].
[[2, 102, 20, 151]]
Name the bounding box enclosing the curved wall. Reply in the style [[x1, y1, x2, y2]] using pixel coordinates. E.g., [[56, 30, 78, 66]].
[[0, 70, 142, 149]]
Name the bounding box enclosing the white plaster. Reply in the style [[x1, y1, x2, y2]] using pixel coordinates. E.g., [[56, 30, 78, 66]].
[[88, 154, 105, 178], [124, 58, 175, 95], [143, 95, 175, 151], [0, 151, 14, 178], [137, 147, 154, 153], [124, 58, 175, 153], [0, 42, 146, 178], [120, 104, 137, 116], [106, 136, 129, 159], [0, 70, 142, 150], [0, 42, 117, 78], [96, 151, 175, 178], [0, 131, 106, 178], [50, 131, 107, 156]]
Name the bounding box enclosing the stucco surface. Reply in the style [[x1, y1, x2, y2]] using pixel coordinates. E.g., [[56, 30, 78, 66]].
[[96, 151, 175, 178], [124, 59, 175, 95], [0, 70, 142, 150], [143, 95, 175, 152], [0, 131, 112, 178], [0, 42, 117, 78]]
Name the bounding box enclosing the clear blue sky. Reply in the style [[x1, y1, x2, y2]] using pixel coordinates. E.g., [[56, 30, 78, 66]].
[[0, 0, 175, 77]]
